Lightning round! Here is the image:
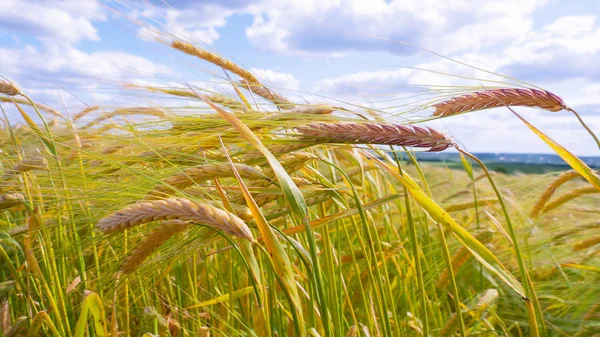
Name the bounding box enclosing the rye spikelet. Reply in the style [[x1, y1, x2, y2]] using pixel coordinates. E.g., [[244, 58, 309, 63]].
[[433, 88, 566, 117], [97, 198, 254, 240], [530, 170, 581, 218], [296, 123, 453, 152], [148, 163, 268, 198], [0, 96, 62, 117], [0, 193, 25, 211], [541, 186, 598, 214], [120, 220, 191, 274], [0, 80, 20, 96], [171, 41, 259, 84]]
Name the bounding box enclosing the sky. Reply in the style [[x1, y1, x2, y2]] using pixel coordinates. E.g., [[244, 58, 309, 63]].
[[1, 0, 599, 155]]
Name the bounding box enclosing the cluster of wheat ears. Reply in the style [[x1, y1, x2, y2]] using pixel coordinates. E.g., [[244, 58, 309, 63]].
[[1, 37, 599, 337]]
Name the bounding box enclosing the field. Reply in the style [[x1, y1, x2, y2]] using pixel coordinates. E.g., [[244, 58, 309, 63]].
[[1, 37, 599, 337]]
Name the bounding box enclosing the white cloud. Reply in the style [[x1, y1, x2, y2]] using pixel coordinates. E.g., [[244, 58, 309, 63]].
[[250, 68, 300, 91], [0, 0, 102, 43], [132, 2, 246, 45], [245, 0, 548, 55]]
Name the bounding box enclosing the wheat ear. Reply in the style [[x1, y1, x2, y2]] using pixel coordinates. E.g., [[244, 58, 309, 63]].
[[530, 170, 581, 218], [148, 163, 268, 198], [553, 221, 600, 241], [0, 193, 25, 211], [541, 186, 598, 214], [72, 106, 100, 121], [0, 80, 21, 96], [171, 41, 259, 84], [241, 143, 311, 164], [120, 220, 191, 274], [97, 198, 254, 240], [573, 236, 600, 252], [433, 88, 566, 117], [296, 123, 453, 152], [2, 155, 48, 180]]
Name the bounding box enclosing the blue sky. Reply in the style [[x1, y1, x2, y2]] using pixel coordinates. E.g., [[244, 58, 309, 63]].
[[1, 0, 599, 155]]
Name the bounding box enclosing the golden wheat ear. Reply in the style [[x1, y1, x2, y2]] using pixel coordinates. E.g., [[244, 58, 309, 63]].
[[296, 122, 454, 152], [0, 79, 21, 96], [119, 220, 191, 274], [433, 88, 566, 117], [96, 198, 253, 241]]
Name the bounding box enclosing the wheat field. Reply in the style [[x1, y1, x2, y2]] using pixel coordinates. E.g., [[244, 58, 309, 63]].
[[0, 31, 599, 337]]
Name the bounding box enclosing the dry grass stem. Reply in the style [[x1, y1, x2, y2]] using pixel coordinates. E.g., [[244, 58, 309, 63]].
[[433, 88, 566, 117], [296, 123, 453, 151], [97, 198, 254, 240]]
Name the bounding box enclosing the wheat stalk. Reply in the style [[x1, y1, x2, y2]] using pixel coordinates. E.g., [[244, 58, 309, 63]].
[[147, 163, 268, 198], [120, 220, 191, 274], [296, 123, 454, 152], [433, 88, 566, 117], [97, 198, 254, 240], [530, 170, 581, 218]]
